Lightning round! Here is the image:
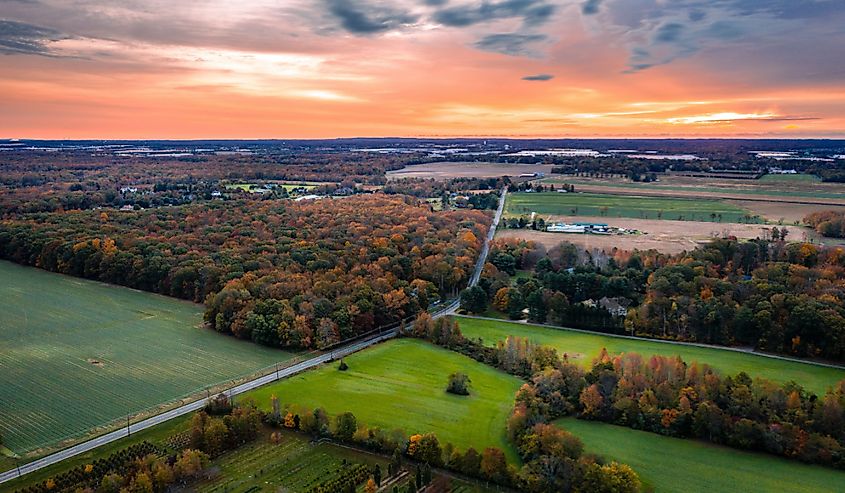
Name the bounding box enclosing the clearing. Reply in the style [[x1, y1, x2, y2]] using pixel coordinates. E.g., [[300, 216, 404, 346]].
[[0, 261, 295, 458], [557, 417, 845, 493], [454, 317, 845, 395], [243, 338, 523, 462], [506, 192, 756, 223], [387, 161, 552, 180], [496, 218, 814, 254]]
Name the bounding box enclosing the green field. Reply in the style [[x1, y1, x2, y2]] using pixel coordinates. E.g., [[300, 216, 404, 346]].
[[0, 261, 295, 457], [506, 192, 756, 222], [758, 173, 821, 183], [244, 339, 523, 462], [455, 317, 845, 395], [557, 417, 845, 493], [543, 177, 845, 200]]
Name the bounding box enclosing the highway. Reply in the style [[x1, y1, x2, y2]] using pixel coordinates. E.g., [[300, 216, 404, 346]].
[[0, 187, 507, 485]]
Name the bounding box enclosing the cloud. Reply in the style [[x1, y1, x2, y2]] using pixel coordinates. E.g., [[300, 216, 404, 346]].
[[581, 0, 602, 15], [522, 73, 554, 81], [433, 0, 556, 28], [665, 112, 820, 124], [0, 19, 67, 56], [325, 0, 419, 34], [588, 0, 845, 73], [473, 33, 547, 56]]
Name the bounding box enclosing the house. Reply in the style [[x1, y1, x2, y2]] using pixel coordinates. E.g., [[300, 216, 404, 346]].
[[119, 204, 134, 211], [598, 297, 631, 317]]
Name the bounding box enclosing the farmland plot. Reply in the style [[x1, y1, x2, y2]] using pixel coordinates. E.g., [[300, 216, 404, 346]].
[[0, 261, 294, 457]]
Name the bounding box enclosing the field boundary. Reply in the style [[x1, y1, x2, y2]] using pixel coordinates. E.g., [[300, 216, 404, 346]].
[[457, 315, 845, 371]]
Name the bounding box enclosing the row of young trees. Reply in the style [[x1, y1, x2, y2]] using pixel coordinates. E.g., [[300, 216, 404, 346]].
[[0, 195, 490, 350], [411, 314, 845, 472], [467, 237, 845, 361]]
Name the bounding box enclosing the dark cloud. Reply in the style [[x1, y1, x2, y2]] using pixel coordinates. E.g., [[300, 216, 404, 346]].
[[473, 33, 547, 56], [582, 0, 602, 15], [655, 23, 684, 43], [592, 0, 845, 73], [325, 0, 418, 35], [0, 19, 67, 56], [433, 0, 556, 28], [522, 73, 554, 81]]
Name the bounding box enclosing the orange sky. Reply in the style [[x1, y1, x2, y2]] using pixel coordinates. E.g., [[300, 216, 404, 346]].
[[1, 0, 844, 139]]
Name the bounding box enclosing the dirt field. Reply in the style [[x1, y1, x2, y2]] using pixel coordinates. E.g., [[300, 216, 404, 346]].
[[387, 161, 553, 180], [725, 200, 845, 224], [496, 217, 826, 254]]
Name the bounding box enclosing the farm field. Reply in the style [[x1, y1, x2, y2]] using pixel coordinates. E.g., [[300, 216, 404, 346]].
[[496, 218, 814, 254], [544, 174, 845, 201], [0, 261, 295, 458], [243, 339, 524, 462], [506, 192, 756, 223], [197, 429, 494, 493], [387, 161, 553, 180], [557, 417, 845, 493], [454, 317, 845, 395]]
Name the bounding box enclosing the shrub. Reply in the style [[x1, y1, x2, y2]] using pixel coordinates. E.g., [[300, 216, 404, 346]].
[[446, 372, 470, 395]]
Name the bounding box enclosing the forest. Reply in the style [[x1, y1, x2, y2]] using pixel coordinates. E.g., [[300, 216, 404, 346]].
[[0, 195, 490, 349], [463, 237, 845, 361], [0, 150, 422, 215]]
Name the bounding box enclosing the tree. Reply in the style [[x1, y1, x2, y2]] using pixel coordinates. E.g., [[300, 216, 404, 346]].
[[460, 286, 488, 314], [335, 412, 358, 441], [373, 464, 382, 487], [480, 447, 508, 483], [446, 372, 471, 395], [407, 433, 442, 465], [365, 478, 377, 493]]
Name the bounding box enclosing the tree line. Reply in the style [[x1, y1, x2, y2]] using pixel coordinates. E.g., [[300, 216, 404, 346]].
[[410, 314, 845, 474], [0, 195, 489, 350], [463, 237, 845, 361]]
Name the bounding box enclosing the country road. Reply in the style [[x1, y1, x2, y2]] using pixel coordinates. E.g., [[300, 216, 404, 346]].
[[0, 187, 507, 485]]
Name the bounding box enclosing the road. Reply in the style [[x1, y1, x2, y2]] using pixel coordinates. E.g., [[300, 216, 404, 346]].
[[0, 187, 508, 485]]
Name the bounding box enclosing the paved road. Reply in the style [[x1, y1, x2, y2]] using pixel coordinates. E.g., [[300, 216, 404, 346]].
[[0, 187, 508, 485]]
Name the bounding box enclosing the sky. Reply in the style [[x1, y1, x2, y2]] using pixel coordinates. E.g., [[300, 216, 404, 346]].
[[1, 0, 844, 139]]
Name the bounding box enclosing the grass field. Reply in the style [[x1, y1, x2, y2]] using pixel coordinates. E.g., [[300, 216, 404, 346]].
[[557, 417, 845, 493], [758, 173, 821, 183], [507, 192, 756, 223], [455, 317, 845, 395], [0, 261, 295, 457], [243, 339, 523, 462]]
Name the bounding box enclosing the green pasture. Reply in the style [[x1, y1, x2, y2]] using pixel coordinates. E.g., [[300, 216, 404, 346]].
[[543, 177, 845, 200], [455, 317, 845, 395], [0, 261, 295, 458], [244, 339, 523, 462], [758, 173, 821, 183], [506, 192, 757, 222], [557, 417, 845, 493]]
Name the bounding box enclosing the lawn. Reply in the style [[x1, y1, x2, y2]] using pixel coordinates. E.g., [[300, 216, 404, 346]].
[[455, 317, 845, 395], [758, 173, 821, 183], [506, 192, 756, 223], [243, 339, 523, 462], [0, 261, 295, 458], [556, 417, 845, 493]]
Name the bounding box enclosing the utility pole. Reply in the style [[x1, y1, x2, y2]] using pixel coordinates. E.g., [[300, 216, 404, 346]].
[[275, 362, 280, 380], [126, 413, 131, 437]]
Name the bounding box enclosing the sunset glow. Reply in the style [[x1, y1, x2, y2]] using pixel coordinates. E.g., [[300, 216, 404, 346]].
[[1, 0, 844, 139]]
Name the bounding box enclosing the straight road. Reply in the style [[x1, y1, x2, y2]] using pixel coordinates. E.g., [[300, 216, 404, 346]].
[[0, 187, 508, 485]]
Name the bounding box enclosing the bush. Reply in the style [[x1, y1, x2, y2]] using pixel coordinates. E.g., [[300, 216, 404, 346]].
[[446, 372, 470, 396]]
